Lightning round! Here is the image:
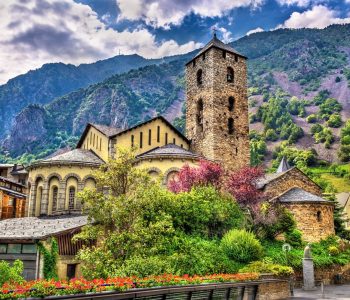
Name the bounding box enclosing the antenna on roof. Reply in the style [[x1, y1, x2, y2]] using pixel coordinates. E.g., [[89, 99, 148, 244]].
[[211, 26, 218, 38]]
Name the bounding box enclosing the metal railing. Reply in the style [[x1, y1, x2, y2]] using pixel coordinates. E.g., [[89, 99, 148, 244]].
[[27, 280, 277, 300]]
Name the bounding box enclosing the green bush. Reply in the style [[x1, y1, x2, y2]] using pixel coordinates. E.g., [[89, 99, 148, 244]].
[[221, 229, 263, 263], [285, 229, 303, 248], [306, 114, 318, 123], [239, 260, 294, 277], [327, 114, 342, 128], [0, 260, 24, 287], [265, 129, 278, 141]]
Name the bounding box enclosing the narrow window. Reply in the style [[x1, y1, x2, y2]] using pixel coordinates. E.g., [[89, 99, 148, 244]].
[[196, 99, 204, 132], [192, 59, 196, 67], [181, 144, 183, 148], [148, 129, 152, 145], [165, 133, 168, 144], [157, 126, 160, 143], [235, 55, 238, 62], [90, 132, 92, 144], [227, 67, 234, 83], [68, 187, 75, 210], [131, 135, 134, 147], [228, 118, 234, 134], [202, 53, 205, 60], [52, 187, 58, 212], [317, 211, 322, 222], [228, 97, 235, 111], [100, 138, 102, 151], [235, 147, 238, 155], [93, 134, 95, 147], [140, 132, 143, 148], [173, 138, 176, 144], [197, 69, 203, 85], [223, 51, 226, 58]]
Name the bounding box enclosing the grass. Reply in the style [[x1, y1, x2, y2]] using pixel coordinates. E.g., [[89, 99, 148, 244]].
[[309, 164, 350, 193]]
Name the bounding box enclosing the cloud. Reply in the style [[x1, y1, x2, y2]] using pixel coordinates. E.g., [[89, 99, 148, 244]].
[[278, 5, 350, 29], [116, 0, 265, 29], [0, 0, 201, 84], [276, 0, 328, 7], [246, 27, 264, 35]]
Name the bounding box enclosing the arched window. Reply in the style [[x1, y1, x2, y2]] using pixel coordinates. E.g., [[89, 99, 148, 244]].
[[317, 211, 322, 222], [227, 67, 234, 83], [196, 99, 204, 132], [228, 118, 234, 134], [68, 187, 75, 210], [52, 186, 58, 212], [197, 69, 203, 85], [228, 97, 235, 111]]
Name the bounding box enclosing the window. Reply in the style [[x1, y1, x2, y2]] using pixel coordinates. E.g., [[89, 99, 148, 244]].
[[131, 135, 134, 147], [223, 50, 226, 58], [180, 144, 183, 148], [196, 99, 204, 132], [22, 244, 37, 254], [317, 211, 322, 222], [157, 126, 160, 143], [100, 138, 102, 151], [68, 187, 75, 210], [228, 118, 234, 134], [93, 134, 95, 147], [192, 59, 196, 67], [235, 55, 238, 62], [52, 186, 58, 212], [228, 97, 235, 111], [90, 132, 92, 144], [148, 129, 152, 145], [197, 69, 203, 85], [0, 244, 6, 254], [7, 244, 21, 254], [140, 132, 143, 148], [227, 67, 234, 83], [67, 264, 77, 280], [202, 53, 205, 60], [173, 138, 176, 144], [165, 133, 168, 144]]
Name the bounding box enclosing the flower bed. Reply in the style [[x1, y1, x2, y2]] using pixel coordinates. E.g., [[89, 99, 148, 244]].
[[0, 273, 259, 299]]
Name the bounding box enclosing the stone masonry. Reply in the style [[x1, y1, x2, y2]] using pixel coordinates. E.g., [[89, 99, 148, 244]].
[[185, 38, 250, 171]]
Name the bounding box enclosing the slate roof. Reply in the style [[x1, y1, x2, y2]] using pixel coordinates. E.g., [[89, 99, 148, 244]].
[[137, 144, 201, 160], [256, 171, 290, 189], [0, 186, 26, 199], [0, 176, 26, 187], [276, 156, 291, 173], [277, 187, 330, 203], [187, 34, 247, 65], [0, 215, 88, 240], [30, 149, 104, 168], [90, 124, 123, 137]]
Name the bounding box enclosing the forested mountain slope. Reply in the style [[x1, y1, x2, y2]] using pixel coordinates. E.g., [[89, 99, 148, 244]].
[[1, 24, 350, 164]]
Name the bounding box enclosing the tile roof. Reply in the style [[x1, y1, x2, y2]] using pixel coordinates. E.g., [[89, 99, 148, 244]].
[[187, 34, 246, 65], [31, 149, 104, 167], [0, 215, 88, 240], [277, 187, 330, 203], [137, 144, 201, 160], [90, 124, 123, 137]]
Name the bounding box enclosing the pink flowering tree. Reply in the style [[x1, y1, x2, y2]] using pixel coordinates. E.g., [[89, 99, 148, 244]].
[[168, 160, 223, 193]]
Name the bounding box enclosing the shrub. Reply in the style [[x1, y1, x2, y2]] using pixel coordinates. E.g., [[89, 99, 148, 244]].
[[265, 129, 278, 141], [221, 229, 263, 263], [328, 246, 340, 256], [306, 114, 318, 123], [239, 260, 294, 277], [285, 229, 303, 248], [0, 259, 24, 287], [327, 114, 342, 128]]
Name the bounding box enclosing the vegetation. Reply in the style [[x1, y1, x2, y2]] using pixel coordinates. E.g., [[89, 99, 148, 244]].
[[249, 131, 267, 166], [239, 260, 293, 277], [0, 260, 24, 287], [338, 121, 350, 162], [37, 239, 59, 280]]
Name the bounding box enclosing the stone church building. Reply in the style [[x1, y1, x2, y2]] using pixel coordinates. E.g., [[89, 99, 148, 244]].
[[0, 34, 334, 280]]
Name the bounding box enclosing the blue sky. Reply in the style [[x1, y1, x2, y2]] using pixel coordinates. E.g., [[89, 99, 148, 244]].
[[0, 0, 349, 84]]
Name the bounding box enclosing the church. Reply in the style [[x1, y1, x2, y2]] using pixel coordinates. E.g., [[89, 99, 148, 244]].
[[0, 34, 335, 280]]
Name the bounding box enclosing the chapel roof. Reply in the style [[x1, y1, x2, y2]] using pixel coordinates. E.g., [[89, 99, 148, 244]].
[[276, 156, 291, 173], [0, 215, 88, 240], [137, 144, 201, 160], [276, 187, 332, 204], [29, 149, 104, 168], [186, 33, 247, 65]]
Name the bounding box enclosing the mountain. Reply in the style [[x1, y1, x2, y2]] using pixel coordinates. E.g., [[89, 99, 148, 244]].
[[0, 53, 190, 139], [1, 24, 350, 164]]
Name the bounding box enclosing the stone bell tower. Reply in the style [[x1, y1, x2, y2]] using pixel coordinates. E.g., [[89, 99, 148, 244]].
[[185, 33, 250, 170]]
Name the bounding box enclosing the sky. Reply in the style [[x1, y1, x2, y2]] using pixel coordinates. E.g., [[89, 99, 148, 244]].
[[0, 0, 349, 84]]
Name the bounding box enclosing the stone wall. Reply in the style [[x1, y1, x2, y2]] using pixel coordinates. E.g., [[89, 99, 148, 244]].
[[295, 263, 350, 286], [284, 202, 335, 242], [186, 46, 250, 171], [257, 279, 291, 300], [264, 168, 322, 199]]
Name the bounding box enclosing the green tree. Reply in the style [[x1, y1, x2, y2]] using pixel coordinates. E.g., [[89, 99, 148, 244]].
[[306, 114, 318, 123], [327, 114, 342, 128], [0, 260, 24, 286]]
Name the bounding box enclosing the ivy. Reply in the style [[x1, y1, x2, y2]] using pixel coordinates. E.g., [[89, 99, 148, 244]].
[[37, 238, 59, 280]]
